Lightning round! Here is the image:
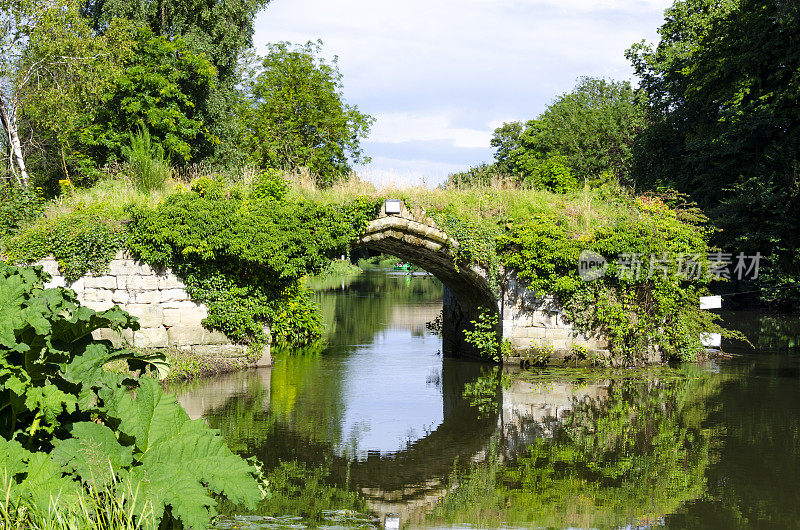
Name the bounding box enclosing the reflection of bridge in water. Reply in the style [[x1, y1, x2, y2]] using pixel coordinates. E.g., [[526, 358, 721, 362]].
[[174, 366, 609, 527]]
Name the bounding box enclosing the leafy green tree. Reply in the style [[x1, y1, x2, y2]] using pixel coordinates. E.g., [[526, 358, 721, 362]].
[[237, 41, 374, 186], [15, 4, 134, 186], [525, 154, 578, 193], [493, 77, 646, 184], [79, 28, 217, 169], [1, 0, 130, 187], [627, 0, 800, 307], [82, 0, 268, 85], [82, 0, 272, 162]]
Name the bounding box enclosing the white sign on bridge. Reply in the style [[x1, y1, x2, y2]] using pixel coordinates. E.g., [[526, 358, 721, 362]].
[[699, 295, 722, 310]]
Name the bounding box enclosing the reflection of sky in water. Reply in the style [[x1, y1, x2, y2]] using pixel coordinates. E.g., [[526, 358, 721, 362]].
[[335, 328, 444, 459]]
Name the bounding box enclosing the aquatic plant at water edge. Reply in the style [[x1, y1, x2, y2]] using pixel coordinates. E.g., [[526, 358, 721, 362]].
[[463, 309, 502, 362], [0, 263, 265, 528]]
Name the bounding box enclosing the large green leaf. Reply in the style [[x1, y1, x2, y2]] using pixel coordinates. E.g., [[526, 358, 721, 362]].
[[23, 382, 78, 433], [0, 273, 29, 349], [0, 438, 32, 484], [107, 377, 262, 528], [51, 422, 133, 487], [0, 437, 82, 509]]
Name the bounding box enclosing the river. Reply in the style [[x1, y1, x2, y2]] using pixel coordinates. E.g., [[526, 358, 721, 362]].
[[171, 269, 800, 529]]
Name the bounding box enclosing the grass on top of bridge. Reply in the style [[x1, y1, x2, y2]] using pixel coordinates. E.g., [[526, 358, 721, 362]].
[[33, 167, 634, 241]]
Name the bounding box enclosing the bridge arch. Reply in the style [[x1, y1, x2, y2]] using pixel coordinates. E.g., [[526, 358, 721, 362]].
[[354, 201, 498, 357]]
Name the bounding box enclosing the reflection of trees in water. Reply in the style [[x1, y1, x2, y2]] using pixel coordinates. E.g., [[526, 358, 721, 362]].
[[665, 358, 800, 528], [720, 310, 800, 352], [314, 271, 442, 347], [202, 356, 349, 461], [429, 367, 719, 529]]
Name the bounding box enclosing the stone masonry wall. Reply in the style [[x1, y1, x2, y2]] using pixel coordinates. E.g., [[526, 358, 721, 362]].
[[500, 271, 610, 362], [34, 251, 270, 365]]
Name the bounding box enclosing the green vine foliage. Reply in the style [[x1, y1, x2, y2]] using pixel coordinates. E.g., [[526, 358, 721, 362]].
[[499, 196, 729, 363], [128, 176, 381, 349], [0, 263, 264, 528], [430, 208, 503, 291], [3, 206, 127, 282]]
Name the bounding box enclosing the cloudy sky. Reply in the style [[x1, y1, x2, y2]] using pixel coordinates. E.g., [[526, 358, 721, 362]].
[[252, 0, 672, 186]]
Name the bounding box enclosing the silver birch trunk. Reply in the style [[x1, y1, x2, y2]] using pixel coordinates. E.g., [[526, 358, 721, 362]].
[[0, 79, 29, 187]]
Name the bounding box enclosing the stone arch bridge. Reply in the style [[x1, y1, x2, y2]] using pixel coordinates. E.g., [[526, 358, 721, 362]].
[[33, 200, 608, 364], [353, 201, 608, 360]]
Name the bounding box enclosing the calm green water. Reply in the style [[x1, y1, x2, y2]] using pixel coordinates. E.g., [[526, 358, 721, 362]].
[[172, 270, 800, 529]]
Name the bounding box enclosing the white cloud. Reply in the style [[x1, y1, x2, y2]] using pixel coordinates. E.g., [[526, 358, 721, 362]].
[[369, 113, 493, 149], [253, 0, 673, 183], [356, 157, 470, 189]]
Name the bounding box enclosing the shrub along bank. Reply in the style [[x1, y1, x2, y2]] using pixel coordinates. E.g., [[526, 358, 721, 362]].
[[1, 175, 731, 365]]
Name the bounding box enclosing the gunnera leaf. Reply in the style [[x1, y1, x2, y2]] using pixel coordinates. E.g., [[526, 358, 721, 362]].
[[106, 376, 262, 528], [51, 422, 134, 488], [0, 437, 82, 509]]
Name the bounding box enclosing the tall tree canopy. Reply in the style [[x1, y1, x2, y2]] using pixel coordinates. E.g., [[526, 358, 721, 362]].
[[445, 77, 645, 190], [628, 0, 800, 307], [79, 29, 217, 170], [81, 0, 269, 84], [493, 78, 646, 183], [81, 0, 271, 164], [237, 41, 374, 186], [1, 0, 133, 186]]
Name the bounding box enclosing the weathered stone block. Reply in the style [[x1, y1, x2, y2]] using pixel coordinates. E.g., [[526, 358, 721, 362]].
[[68, 278, 85, 292], [82, 300, 115, 312], [523, 327, 550, 339], [161, 288, 189, 303], [133, 327, 168, 348], [108, 259, 134, 276], [167, 326, 205, 345], [130, 290, 160, 304], [82, 288, 113, 303], [126, 275, 159, 291], [167, 326, 229, 346], [111, 290, 129, 303], [158, 275, 185, 290], [126, 304, 164, 328], [545, 328, 571, 340], [163, 304, 208, 327], [204, 330, 229, 345], [510, 337, 533, 350], [117, 260, 155, 276], [531, 310, 558, 327], [84, 276, 117, 289], [191, 345, 248, 357]]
